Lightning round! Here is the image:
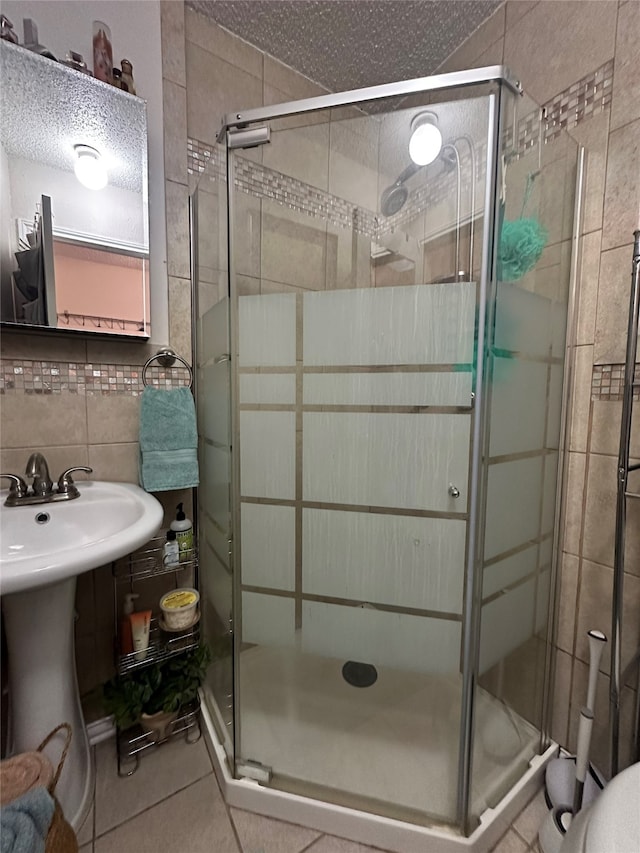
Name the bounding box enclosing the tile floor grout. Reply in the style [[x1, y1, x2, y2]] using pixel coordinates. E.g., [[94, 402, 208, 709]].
[[82, 733, 548, 853]]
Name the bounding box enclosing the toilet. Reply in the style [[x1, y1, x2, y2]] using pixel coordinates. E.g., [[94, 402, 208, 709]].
[[559, 762, 640, 853]]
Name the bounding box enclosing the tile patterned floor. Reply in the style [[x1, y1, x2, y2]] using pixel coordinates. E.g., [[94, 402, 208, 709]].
[[76, 734, 548, 853]]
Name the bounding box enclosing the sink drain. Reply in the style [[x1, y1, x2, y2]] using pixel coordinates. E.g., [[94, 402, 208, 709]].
[[342, 660, 378, 688], [35, 512, 50, 524]]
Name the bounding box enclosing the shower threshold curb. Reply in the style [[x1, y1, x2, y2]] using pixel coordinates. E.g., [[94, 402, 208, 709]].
[[200, 696, 557, 853]]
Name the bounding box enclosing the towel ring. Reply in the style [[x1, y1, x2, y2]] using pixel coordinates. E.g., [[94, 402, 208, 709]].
[[142, 347, 193, 389]]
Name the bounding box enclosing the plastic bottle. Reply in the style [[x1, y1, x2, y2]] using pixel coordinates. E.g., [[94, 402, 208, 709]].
[[170, 503, 193, 563], [163, 529, 180, 568], [120, 592, 139, 655]]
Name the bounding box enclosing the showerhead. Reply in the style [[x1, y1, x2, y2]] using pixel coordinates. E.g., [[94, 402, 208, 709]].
[[380, 183, 409, 217], [379, 161, 420, 217]]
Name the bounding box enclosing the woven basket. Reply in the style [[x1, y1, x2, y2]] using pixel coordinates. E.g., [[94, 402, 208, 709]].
[[0, 723, 78, 853]]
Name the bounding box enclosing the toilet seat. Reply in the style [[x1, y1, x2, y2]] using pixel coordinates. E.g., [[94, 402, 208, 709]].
[[585, 762, 640, 853], [561, 762, 640, 853]]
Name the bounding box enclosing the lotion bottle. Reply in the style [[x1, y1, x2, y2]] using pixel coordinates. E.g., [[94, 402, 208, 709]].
[[120, 592, 139, 655], [170, 503, 193, 563]]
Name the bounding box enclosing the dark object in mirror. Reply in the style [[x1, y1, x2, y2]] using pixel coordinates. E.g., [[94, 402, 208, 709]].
[[13, 244, 45, 324]]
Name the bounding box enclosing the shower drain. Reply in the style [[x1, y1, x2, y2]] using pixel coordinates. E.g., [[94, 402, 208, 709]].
[[342, 661, 378, 688]]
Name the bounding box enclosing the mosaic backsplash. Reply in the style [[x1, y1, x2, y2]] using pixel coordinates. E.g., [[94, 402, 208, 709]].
[[188, 59, 614, 241], [591, 363, 640, 403], [1, 59, 626, 402], [0, 360, 191, 395]]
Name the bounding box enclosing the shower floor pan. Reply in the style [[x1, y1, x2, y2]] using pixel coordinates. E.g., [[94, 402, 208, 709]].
[[202, 646, 555, 852]]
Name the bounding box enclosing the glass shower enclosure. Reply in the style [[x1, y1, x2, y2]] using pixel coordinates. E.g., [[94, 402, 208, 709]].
[[192, 66, 579, 836]]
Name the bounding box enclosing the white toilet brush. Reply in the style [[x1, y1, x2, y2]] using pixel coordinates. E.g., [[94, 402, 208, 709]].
[[545, 630, 607, 811], [540, 707, 595, 853]]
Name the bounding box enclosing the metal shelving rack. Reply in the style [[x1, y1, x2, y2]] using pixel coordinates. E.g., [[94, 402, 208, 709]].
[[610, 231, 640, 776], [112, 533, 201, 774]]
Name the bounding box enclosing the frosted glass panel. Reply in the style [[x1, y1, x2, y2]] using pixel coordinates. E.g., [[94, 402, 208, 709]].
[[239, 294, 297, 366], [482, 546, 537, 600], [304, 412, 470, 511], [200, 296, 229, 368], [242, 592, 296, 646], [304, 371, 472, 407], [484, 458, 543, 560], [201, 442, 231, 533], [489, 359, 548, 456], [494, 284, 553, 357], [200, 362, 230, 445], [478, 579, 536, 674], [302, 601, 461, 674], [240, 373, 296, 404], [201, 511, 229, 572], [201, 538, 232, 626], [303, 509, 465, 612], [547, 366, 564, 449], [541, 452, 559, 536], [241, 503, 295, 590], [303, 283, 476, 366], [240, 411, 296, 499], [535, 570, 551, 634]]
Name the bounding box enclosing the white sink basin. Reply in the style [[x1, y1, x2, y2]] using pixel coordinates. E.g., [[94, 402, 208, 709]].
[[0, 481, 163, 595], [0, 479, 163, 831]]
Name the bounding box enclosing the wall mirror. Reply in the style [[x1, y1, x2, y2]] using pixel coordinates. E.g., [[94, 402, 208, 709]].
[[0, 40, 150, 339]]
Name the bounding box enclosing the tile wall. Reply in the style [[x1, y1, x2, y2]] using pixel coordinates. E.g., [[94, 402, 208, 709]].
[[437, 0, 640, 773], [1, 0, 638, 768]]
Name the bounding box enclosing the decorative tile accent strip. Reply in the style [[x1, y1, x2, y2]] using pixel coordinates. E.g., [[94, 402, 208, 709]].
[[189, 59, 614, 241], [0, 360, 191, 396], [517, 59, 614, 154], [591, 363, 640, 402], [187, 137, 225, 179], [234, 157, 379, 236], [543, 59, 614, 143]]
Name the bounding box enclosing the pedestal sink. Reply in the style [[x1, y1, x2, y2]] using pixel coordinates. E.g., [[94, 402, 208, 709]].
[[0, 481, 163, 831]]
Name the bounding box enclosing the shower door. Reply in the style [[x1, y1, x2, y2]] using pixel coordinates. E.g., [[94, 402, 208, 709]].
[[227, 91, 493, 827]]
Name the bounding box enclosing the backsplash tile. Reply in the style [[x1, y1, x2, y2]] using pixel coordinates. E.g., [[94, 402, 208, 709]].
[[1, 360, 191, 396], [591, 362, 640, 402]]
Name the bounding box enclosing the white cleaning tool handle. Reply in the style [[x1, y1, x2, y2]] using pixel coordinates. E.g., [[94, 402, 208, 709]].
[[586, 630, 607, 711], [573, 707, 594, 815]]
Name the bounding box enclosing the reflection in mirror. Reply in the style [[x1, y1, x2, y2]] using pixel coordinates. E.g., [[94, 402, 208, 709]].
[[0, 40, 150, 338]]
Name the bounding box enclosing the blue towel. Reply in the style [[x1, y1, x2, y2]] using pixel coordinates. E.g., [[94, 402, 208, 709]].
[[0, 787, 55, 853], [139, 386, 199, 492]]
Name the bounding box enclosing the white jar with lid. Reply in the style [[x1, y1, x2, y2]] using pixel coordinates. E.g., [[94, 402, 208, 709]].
[[159, 588, 199, 630]]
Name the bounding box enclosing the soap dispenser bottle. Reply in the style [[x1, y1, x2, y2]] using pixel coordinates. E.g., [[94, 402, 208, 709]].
[[120, 592, 139, 655], [170, 503, 193, 563]]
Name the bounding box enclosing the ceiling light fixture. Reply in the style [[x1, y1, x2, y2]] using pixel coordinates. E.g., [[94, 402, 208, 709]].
[[73, 144, 107, 190], [408, 112, 442, 167]]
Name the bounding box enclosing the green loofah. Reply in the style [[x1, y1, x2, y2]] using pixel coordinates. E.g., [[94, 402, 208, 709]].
[[499, 217, 548, 281]]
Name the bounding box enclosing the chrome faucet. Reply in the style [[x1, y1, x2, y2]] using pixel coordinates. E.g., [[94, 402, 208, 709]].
[[25, 452, 53, 497], [1, 453, 92, 506]]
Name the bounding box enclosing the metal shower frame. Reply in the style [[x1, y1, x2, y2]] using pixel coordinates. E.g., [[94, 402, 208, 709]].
[[214, 64, 578, 837]]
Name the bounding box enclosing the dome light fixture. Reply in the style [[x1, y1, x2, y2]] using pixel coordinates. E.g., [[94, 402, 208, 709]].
[[408, 112, 442, 167], [73, 144, 108, 190]]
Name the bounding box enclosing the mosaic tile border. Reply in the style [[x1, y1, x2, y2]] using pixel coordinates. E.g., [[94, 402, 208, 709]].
[[188, 59, 614, 241], [0, 360, 191, 396], [592, 363, 640, 402]]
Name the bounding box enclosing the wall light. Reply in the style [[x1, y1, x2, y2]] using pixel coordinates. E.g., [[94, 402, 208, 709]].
[[408, 112, 442, 166], [73, 144, 108, 190]]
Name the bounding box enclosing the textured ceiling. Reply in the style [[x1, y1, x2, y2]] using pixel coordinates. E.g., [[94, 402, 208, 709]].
[[187, 0, 502, 94]]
